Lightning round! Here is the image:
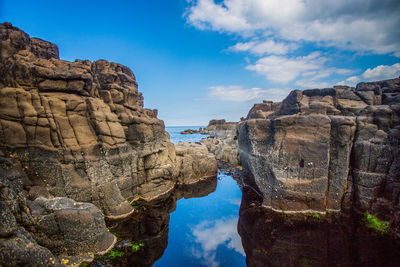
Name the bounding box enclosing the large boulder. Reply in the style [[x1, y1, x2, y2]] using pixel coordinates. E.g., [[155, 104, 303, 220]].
[[0, 152, 115, 266], [174, 142, 218, 184]]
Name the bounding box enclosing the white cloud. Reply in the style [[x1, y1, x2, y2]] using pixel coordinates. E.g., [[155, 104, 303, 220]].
[[186, 0, 251, 32], [187, 1, 399, 92], [245, 52, 327, 84], [362, 63, 400, 80], [186, 0, 400, 55], [208, 85, 288, 102], [191, 217, 245, 267], [337, 63, 400, 86], [229, 39, 296, 55]]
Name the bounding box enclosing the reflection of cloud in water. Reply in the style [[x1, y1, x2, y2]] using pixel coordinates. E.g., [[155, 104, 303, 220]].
[[191, 217, 244, 267]]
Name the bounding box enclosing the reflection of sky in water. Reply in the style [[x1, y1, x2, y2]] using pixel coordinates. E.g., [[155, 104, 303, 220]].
[[153, 173, 246, 267], [192, 217, 245, 267]]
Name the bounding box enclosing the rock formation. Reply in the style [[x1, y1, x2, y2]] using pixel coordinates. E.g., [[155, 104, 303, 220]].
[[180, 129, 199, 134], [0, 22, 217, 265], [237, 78, 400, 231], [96, 175, 217, 266], [200, 119, 240, 166], [238, 187, 400, 267], [246, 100, 281, 119]]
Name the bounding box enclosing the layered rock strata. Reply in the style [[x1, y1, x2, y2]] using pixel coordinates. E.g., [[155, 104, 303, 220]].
[[237, 78, 400, 221], [0, 23, 217, 265]]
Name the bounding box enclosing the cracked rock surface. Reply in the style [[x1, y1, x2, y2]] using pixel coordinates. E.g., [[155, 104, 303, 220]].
[[237, 78, 400, 231], [0, 22, 217, 265]]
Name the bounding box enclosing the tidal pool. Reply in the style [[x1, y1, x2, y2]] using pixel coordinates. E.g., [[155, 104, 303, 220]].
[[96, 127, 400, 267], [154, 172, 246, 267]]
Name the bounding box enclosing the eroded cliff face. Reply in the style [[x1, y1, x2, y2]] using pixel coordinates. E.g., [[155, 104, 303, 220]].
[[0, 23, 217, 265], [237, 78, 400, 220]]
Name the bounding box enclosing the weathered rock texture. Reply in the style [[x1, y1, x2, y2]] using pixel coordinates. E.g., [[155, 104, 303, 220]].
[[203, 119, 237, 138], [0, 151, 115, 266], [246, 100, 281, 120], [201, 119, 240, 166], [0, 23, 217, 265], [174, 142, 218, 184], [237, 78, 400, 222], [238, 189, 400, 267]]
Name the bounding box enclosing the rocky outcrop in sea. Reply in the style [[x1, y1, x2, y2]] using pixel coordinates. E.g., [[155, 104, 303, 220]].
[[237, 77, 400, 235], [0, 23, 217, 265]]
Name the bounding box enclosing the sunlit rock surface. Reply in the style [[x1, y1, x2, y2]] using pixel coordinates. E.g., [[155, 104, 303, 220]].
[[0, 22, 217, 265], [237, 78, 400, 223], [201, 119, 240, 166]]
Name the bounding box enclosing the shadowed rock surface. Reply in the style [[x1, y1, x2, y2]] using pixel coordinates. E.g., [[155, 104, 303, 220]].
[[238, 187, 400, 267], [0, 23, 217, 265], [237, 77, 400, 236]]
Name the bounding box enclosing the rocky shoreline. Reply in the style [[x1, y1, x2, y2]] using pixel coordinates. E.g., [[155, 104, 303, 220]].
[[1, 21, 400, 266], [236, 77, 400, 239], [0, 23, 218, 266]]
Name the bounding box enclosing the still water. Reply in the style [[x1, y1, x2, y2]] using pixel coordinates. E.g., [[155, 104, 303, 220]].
[[101, 127, 400, 266], [154, 126, 246, 266], [153, 172, 246, 267]]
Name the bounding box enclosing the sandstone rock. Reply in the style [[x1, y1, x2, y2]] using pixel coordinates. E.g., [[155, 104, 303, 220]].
[[0, 23, 206, 220], [246, 100, 281, 119], [28, 197, 116, 256], [0, 152, 114, 266], [200, 119, 240, 166], [237, 77, 400, 216], [174, 142, 217, 184], [0, 23, 218, 265], [204, 119, 237, 139]]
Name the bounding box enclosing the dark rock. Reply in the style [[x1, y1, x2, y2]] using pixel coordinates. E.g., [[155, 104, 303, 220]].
[[238, 190, 400, 267], [237, 77, 400, 225], [30, 37, 59, 59], [180, 129, 199, 134]]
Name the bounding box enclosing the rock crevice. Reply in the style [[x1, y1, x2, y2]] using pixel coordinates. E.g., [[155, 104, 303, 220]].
[[0, 23, 218, 265]]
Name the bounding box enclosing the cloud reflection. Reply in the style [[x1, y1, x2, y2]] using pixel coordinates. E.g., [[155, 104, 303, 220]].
[[191, 217, 245, 267]]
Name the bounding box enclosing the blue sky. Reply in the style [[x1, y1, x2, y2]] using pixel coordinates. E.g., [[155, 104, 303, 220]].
[[2, 0, 399, 126]]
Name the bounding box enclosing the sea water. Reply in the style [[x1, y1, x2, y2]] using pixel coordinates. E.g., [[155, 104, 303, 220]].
[[166, 126, 208, 144], [153, 127, 246, 267]]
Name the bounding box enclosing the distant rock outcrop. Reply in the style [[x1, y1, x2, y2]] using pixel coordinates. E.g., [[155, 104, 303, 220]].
[[200, 119, 240, 166], [0, 22, 217, 265], [237, 78, 400, 229], [180, 129, 199, 134]]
